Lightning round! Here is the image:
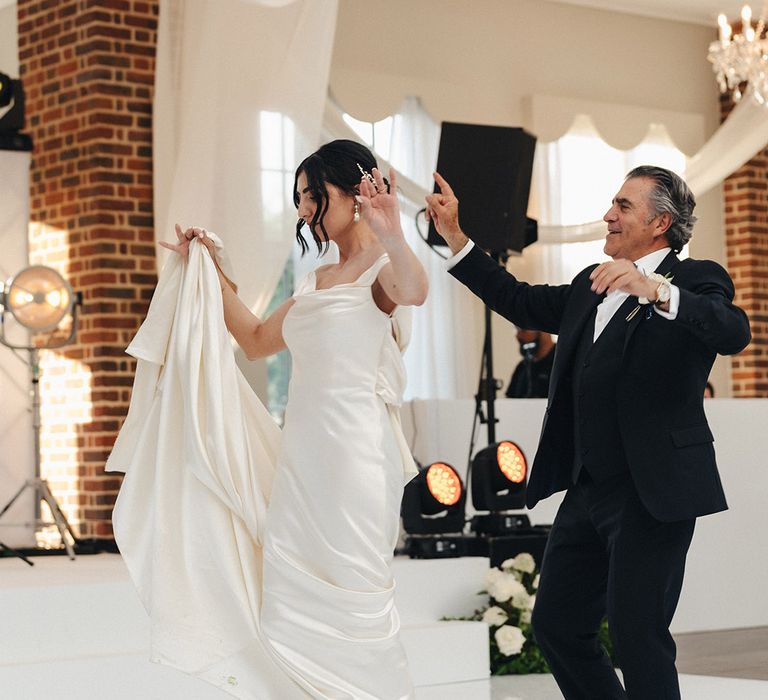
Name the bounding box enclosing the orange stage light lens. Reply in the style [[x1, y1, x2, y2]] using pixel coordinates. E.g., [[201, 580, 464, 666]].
[[496, 441, 526, 483], [426, 462, 462, 506]]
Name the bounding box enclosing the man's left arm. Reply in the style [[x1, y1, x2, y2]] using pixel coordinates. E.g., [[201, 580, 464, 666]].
[[671, 260, 751, 355]]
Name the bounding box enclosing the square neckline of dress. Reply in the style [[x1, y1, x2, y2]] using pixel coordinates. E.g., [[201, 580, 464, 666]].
[[309, 253, 389, 293], [292, 253, 398, 322]]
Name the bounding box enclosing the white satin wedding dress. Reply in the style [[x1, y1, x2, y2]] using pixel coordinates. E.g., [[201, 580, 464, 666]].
[[107, 240, 417, 700]]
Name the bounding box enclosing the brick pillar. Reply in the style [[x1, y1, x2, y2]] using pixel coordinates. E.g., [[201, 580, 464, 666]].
[[721, 93, 768, 397], [17, 0, 159, 540]]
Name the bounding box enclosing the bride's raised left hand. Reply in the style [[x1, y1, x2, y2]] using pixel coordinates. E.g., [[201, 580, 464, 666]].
[[357, 167, 404, 244]]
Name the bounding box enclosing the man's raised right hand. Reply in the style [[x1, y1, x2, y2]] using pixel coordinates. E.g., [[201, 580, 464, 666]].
[[425, 172, 470, 255]]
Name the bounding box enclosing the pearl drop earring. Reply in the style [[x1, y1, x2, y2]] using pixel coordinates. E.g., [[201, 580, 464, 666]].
[[353, 200, 360, 223]]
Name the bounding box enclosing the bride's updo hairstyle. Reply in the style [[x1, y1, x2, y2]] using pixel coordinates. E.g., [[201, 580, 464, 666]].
[[293, 139, 389, 255]]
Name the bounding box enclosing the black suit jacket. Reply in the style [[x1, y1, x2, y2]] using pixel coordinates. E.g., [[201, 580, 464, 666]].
[[451, 245, 751, 522]]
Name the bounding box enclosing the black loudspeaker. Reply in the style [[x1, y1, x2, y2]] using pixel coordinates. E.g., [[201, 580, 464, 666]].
[[427, 122, 537, 254]]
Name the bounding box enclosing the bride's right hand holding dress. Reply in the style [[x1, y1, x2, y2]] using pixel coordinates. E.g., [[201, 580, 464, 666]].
[[158, 223, 201, 258], [160, 224, 291, 359], [160, 224, 234, 290]]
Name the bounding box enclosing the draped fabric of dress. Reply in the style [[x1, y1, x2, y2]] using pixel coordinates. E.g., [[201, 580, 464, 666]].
[[106, 240, 417, 700]]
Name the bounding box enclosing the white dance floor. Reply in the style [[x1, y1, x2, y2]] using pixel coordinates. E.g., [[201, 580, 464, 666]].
[[1, 553, 766, 700]]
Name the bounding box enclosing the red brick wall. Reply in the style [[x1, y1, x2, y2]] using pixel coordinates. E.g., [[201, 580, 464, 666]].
[[17, 0, 159, 539], [721, 94, 768, 397]]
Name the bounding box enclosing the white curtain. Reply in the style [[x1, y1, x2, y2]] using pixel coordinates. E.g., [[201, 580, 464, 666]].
[[154, 0, 338, 315]]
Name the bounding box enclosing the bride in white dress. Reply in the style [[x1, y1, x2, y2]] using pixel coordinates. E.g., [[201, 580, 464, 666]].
[[110, 140, 428, 699]]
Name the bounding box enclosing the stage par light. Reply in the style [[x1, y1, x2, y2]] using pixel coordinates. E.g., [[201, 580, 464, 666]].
[[471, 440, 527, 510], [402, 462, 466, 535], [401, 462, 477, 558], [470, 440, 529, 535]]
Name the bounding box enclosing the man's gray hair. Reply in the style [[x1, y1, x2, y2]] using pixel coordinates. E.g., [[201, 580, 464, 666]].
[[626, 165, 697, 253]]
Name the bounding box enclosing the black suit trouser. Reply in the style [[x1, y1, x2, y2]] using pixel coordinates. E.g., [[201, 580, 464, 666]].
[[531, 470, 695, 700]]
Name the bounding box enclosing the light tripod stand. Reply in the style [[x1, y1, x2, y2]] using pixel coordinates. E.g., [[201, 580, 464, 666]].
[[0, 265, 82, 564]]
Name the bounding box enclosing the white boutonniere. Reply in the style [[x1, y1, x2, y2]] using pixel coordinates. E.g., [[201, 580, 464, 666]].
[[626, 272, 674, 321]]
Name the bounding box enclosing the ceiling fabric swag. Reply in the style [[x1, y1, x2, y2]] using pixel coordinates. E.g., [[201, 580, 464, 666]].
[[526, 94, 706, 155]]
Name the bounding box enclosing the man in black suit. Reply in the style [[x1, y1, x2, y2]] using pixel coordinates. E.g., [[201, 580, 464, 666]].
[[426, 166, 751, 699]]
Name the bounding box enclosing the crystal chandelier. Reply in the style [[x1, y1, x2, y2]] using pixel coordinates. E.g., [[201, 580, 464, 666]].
[[708, 3, 768, 104]]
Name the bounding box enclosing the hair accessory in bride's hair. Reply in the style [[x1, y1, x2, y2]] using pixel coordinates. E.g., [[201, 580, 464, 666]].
[[357, 162, 379, 189]]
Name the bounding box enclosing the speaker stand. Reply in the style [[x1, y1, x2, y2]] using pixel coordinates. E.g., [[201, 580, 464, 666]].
[[465, 251, 510, 493]]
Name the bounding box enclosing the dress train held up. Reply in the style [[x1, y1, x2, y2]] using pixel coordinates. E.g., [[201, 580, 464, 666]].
[[106, 239, 417, 699]]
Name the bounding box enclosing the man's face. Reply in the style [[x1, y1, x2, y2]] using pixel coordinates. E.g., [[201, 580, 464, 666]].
[[602, 177, 668, 261]]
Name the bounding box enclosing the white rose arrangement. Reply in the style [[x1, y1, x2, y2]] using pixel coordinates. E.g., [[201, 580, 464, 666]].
[[444, 552, 615, 675]]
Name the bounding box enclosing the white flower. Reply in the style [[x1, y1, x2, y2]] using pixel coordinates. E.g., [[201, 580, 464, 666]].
[[637, 271, 674, 305], [533, 574, 540, 589], [511, 590, 532, 610], [488, 571, 526, 603], [509, 553, 536, 574], [499, 559, 526, 580], [485, 567, 502, 589], [482, 606, 509, 627], [495, 624, 526, 656], [520, 609, 531, 624]]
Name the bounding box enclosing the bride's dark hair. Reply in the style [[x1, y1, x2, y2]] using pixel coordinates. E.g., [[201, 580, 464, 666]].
[[293, 139, 388, 256]]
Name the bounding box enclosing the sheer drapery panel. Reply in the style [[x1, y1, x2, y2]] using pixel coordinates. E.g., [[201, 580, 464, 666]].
[[154, 0, 338, 315]]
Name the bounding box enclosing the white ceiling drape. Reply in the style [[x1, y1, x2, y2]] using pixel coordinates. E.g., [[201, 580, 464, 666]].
[[154, 0, 338, 314], [685, 95, 768, 197], [525, 93, 707, 156]]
